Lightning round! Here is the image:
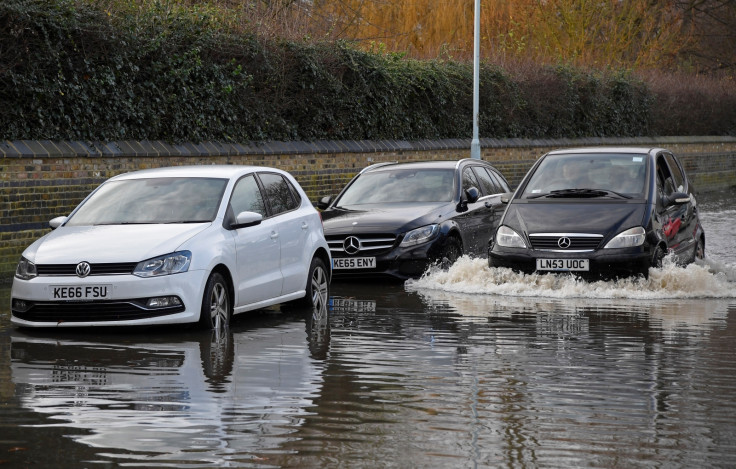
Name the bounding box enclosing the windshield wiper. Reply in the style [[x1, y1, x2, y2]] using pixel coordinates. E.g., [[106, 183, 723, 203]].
[[527, 188, 631, 199], [165, 220, 211, 224], [93, 222, 157, 225]]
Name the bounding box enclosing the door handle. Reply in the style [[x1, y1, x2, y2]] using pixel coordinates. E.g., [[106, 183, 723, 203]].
[[301, 222, 309, 230], [270, 231, 279, 240]]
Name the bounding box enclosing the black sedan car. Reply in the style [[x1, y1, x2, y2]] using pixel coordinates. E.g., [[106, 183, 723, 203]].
[[488, 147, 705, 279], [318, 159, 511, 280]]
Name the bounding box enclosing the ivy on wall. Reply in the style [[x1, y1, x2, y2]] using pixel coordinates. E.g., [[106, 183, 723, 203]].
[[1, 0, 720, 144]]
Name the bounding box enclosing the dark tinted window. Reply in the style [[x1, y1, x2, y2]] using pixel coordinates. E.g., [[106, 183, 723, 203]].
[[663, 153, 686, 192], [488, 169, 511, 192], [231, 175, 266, 216], [472, 166, 501, 195], [258, 173, 299, 215], [462, 168, 480, 193]]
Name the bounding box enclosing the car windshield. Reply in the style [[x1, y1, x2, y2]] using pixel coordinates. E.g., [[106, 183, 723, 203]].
[[66, 177, 229, 226], [336, 168, 455, 206], [522, 153, 647, 199]]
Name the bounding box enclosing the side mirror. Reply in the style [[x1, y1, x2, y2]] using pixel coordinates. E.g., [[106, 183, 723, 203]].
[[456, 186, 480, 212], [231, 211, 263, 229], [663, 191, 690, 207], [316, 195, 333, 210], [500, 192, 514, 204], [49, 216, 68, 229], [465, 187, 480, 204]]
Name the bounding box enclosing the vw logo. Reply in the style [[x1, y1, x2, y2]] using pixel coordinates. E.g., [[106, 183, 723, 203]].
[[76, 261, 91, 278], [343, 236, 361, 255], [557, 237, 572, 249]]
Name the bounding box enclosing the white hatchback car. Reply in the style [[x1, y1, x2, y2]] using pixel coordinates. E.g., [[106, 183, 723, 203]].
[[11, 165, 331, 329]]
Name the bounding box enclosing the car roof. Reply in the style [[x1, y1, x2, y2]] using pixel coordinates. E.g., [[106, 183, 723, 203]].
[[108, 165, 283, 181], [361, 159, 493, 173], [546, 147, 661, 156]]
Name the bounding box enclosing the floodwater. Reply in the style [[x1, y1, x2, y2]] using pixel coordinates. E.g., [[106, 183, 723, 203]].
[[1, 190, 735, 468]]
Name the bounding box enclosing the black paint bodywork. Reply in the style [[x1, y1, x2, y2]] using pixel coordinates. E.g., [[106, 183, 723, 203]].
[[488, 147, 705, 279], [320, 160, 511, 280]]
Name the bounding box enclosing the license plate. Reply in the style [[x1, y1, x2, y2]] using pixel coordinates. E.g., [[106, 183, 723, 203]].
[[333, 257, 376, 269], [50, 285, 112, 300], [536, 258, 589, 272], [330, 298, 377, 312]]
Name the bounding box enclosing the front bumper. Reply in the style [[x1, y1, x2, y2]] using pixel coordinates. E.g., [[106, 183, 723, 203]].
[[489, 246, 652, 279], [331, 239, 446, 281], [10, 269, 209, 327]]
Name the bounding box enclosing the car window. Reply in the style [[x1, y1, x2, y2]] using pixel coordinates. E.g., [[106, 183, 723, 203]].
[[462, 168, 480, 193], [663, 153, 686, 192], [471, 166, 500, 195], [258, 173, 299, 215], [656, 155, 677, 197], [336, 168, 455, 205], [66, 177, 228, 226], [231, 174, 267, 216], [523, 153, 647, 197], [488, 169, 511, 192]]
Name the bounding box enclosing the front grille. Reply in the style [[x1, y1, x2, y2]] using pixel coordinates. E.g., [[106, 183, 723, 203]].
[[529, 234, 603, 251], [36, 262, 138, 276], [12, 299, 185, 322], [326, 233, 399, 255]]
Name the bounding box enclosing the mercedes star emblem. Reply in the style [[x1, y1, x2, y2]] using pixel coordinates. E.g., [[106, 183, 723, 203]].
[[76, 261, 91, 278], [557, 237, 572, 249], [343, 236, 361, 255]]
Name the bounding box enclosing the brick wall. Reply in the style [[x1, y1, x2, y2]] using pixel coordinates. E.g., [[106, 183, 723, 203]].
[[2, 136, 735, 280]]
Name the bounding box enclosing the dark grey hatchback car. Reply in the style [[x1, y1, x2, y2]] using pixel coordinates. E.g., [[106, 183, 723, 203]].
[[488, 147, 705, 279], [319, 159, 511, 280]]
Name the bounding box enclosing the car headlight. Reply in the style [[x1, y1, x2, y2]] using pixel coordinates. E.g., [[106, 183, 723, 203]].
[[401, 224, 440, 247], [604, 227, 646, 249], [133, 251, 192, 277], [15, 256, 37, 280], [495, 226, 527, 248]]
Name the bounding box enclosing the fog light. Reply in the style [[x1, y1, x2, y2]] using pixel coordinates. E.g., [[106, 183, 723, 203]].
[[146, 296, 182, 308], [12, 298, 31, 312]]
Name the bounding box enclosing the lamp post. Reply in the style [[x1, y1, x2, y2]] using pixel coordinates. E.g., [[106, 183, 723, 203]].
[[470, 0, 481, 159]]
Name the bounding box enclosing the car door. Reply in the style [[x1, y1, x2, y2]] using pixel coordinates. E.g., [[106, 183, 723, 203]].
[[256, 172, 310, 295], [454, 166, 494, 255], [229, 174, 283, 306], [655, 152, 695, 259], [662, 152, 698, 257]]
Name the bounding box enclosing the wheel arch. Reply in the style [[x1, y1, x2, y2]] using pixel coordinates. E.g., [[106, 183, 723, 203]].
[[313, 247, 332, 282], [209, 263, 234, 310]]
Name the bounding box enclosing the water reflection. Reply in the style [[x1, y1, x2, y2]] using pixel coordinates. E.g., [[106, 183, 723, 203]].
[[6, 304, 329, 466], [1, 188, 735, 467]]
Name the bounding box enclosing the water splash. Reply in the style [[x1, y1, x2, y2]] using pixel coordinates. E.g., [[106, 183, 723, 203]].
[[407, 254, 736, 300]]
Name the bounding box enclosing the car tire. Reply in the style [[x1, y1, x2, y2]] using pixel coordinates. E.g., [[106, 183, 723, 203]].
[[652, 246, 666, 269], [199, 272, 231, 330], [439, 236, 463, 269], [694, 237, 705, 261], [297, 257, 329, 310]]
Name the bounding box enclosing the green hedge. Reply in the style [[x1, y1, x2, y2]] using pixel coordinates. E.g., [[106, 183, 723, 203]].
[[1, 0, 731, 143]]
